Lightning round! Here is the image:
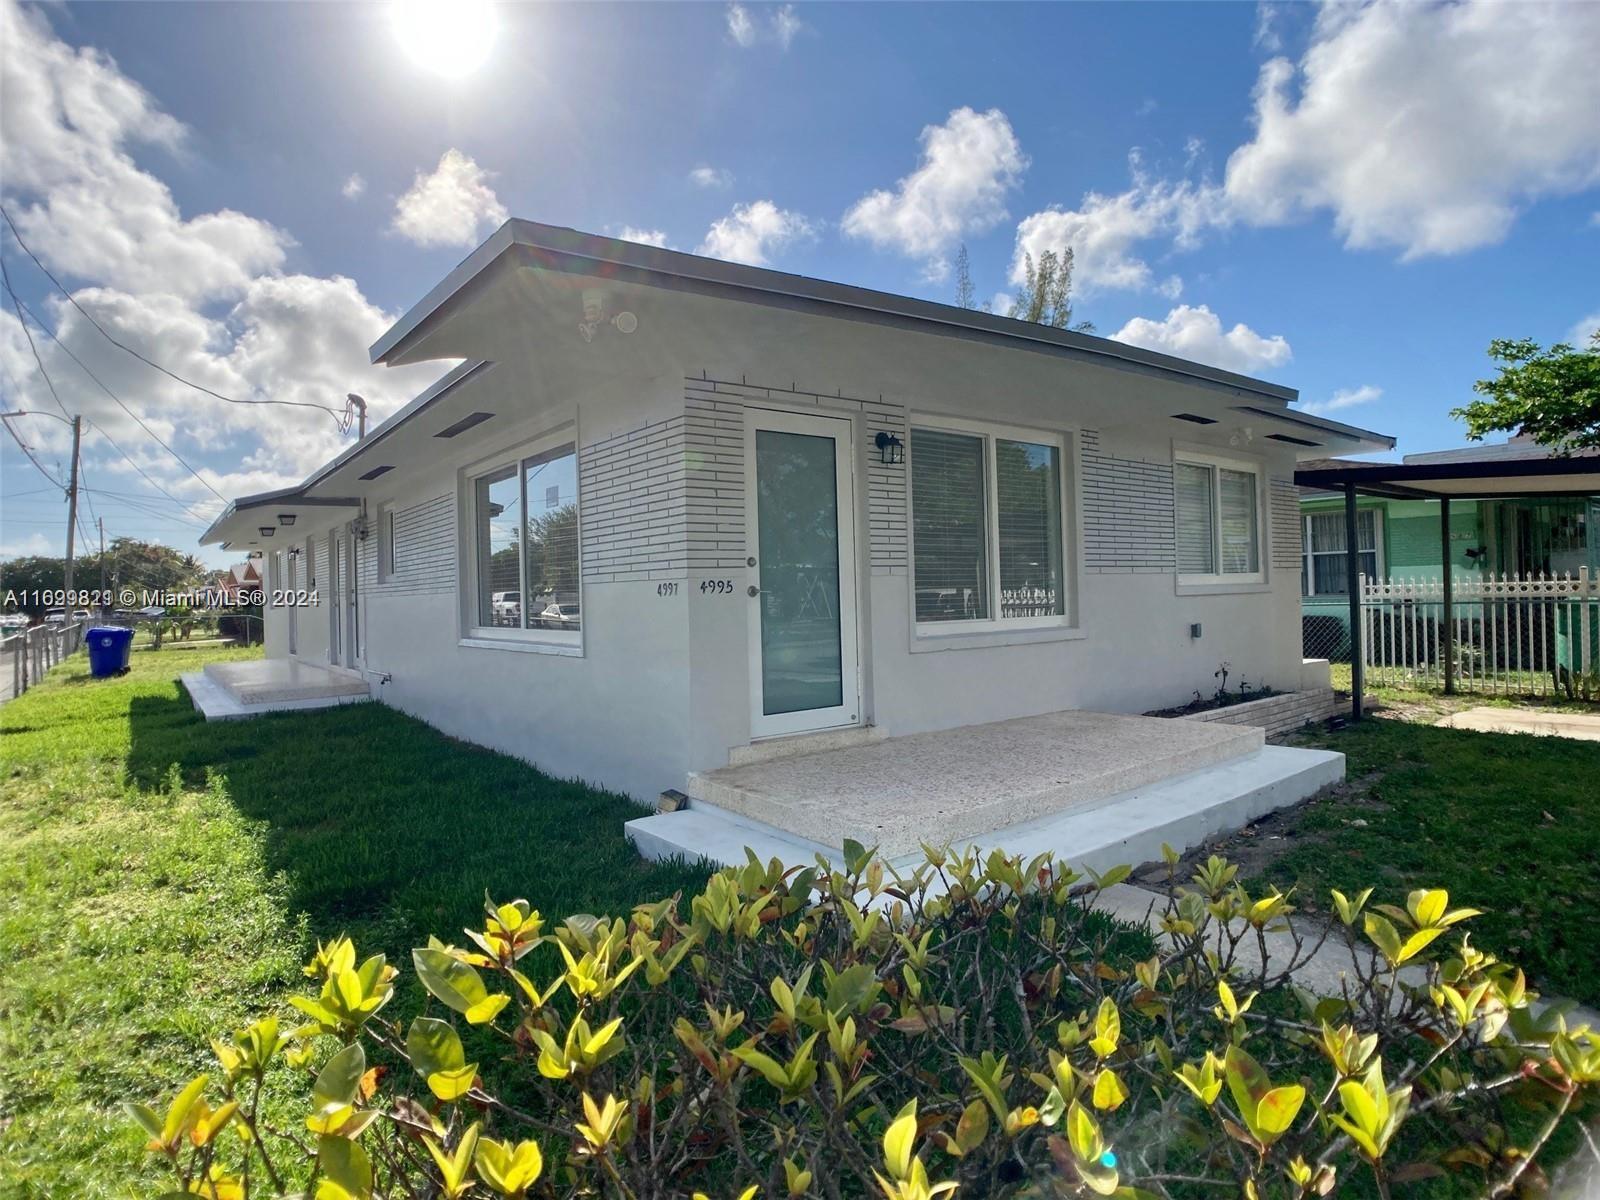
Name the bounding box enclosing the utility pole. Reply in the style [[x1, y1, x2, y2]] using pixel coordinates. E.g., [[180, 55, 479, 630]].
[[63, 414, 81, 603]]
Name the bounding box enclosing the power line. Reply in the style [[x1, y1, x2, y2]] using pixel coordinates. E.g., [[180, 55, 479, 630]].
[[1, 257, 72, 424], [0, 204, 346, 428], [0, 279, 227, 503], [0, 413, 63, 490], [83, 419, 219, 523]]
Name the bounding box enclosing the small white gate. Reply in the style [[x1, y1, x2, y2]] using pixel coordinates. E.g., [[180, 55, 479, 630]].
[[1361, 568, 1597, 699]]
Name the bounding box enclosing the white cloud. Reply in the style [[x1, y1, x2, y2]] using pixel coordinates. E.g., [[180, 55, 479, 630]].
[[1299, 384, 1382, 417], [616, 226, 670, 248], [726, 3, 756, 46], [1253, 2, 1285, 53], [726, 3, 803, 50], [1110, 304, 1291, 376], [689, 165, 733, 189], [0, 0, 443, 516], [0, 531, 54, 559], [341, 173, 365, 200], [1223, 1, 1600, 259], [1567, 311, 1600, 348], [843, 107, 1027, 281], [698, 200, 812, 266], [391, 149, 508, 249], [0, 2, 287, 305], [1010, 164, 1222, 295]]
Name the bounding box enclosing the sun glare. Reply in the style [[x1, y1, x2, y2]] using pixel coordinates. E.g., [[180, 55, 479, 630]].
[[391, 0, 498, 79]]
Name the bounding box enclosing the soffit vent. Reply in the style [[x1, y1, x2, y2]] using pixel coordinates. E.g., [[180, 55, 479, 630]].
[[1266, 433, 1321, 447], [434, 411, 495, 439], [358, 465, 395, 480], [1172, 412, 1217, 425]]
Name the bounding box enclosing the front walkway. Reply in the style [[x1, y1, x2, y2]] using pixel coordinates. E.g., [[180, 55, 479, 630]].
[[1436, 706, 1600, 742]]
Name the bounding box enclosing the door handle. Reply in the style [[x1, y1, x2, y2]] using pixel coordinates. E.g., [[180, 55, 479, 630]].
[[747, 585, 760, 597]]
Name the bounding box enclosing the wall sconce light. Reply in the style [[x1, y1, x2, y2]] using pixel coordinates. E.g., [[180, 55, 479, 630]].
[[287, 546, 302, 558], [278, 513, 297, 526], [875, 430, 905, 465], [258, 526, 275, 538], [578, 288, 639, 343]]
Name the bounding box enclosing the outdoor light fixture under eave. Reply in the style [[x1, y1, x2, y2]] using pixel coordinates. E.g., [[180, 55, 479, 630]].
[[258, 526, 276, 538], [875, 431, 905, 465], [277, 513, 297, 526]]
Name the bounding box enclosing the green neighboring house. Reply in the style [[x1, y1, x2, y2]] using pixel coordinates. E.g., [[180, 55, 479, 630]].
[[1299, 437, 1599, 653]]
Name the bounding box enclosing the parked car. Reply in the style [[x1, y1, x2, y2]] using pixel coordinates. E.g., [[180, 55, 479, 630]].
[[43, 608, 67, 625], [538, 602, 580, 630], [490, 591, 521, 625], [71, 608, 92, 622], [0, 613, 28, 632]]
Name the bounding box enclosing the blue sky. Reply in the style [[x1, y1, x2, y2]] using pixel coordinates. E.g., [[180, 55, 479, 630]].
[[2, 0, 1597, 568]]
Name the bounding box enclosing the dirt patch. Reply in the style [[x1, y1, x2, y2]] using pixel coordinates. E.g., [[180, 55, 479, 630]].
[[1145, 687, 1281, 718], [1126, 763, 1388, 898]]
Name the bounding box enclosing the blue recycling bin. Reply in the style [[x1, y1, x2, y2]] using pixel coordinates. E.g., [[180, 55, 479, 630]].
[[87, 626, 134, 678]]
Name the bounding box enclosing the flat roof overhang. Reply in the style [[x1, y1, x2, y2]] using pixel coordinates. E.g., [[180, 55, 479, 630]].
[[373, 220, 1309, 401], [1295, 452, 1600, 501]]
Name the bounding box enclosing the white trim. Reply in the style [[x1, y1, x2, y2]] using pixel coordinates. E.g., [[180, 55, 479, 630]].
[[745, 408, 862, 739], [1173, 446, 1266, 591], [906, 414, 1080, 640], [458, 425, 585, 655]]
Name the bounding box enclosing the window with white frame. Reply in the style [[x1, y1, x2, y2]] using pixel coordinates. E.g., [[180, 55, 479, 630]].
[[1174, 453, 1263, 584], [1303, 509, 1380, 596], [910, 421, 1070, 631], [376, 505, 397, 582], [468, 442, 581, 641]]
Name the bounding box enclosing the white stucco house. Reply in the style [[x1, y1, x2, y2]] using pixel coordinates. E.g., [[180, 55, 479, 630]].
[[201, 221, 1390, 861]]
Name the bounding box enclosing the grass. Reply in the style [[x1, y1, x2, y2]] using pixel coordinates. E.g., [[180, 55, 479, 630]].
[[1256, 713, 1600, 1007], [0, 644, 709, 1199]]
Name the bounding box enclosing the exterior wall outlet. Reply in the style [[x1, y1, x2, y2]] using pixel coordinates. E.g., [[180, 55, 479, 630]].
[[1189, 622, 1203, 639]]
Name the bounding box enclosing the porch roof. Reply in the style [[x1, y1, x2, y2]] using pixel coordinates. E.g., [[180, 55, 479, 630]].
[[1295, 450, 1600, 501]]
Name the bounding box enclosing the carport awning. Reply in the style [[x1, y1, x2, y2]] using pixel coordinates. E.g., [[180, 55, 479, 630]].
[[1295, 451, 1600, 499]]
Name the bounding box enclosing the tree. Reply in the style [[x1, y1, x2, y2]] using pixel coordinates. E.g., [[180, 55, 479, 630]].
[[953, 244, 976, 310], [1451, 332, 1600, 453], [1007, 248, 1093, 332]]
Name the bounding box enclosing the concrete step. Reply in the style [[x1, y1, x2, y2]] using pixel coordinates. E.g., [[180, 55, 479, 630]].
[[181, 671, 372, 721], [727, 723, 887, 767], [627, 744, 1345, 874]]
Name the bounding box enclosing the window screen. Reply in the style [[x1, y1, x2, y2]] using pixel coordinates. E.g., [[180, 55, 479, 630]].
[[911, 428, 990, 623]]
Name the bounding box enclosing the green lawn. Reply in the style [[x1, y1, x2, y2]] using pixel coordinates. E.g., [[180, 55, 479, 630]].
[[1262, 714, 1600, 1006], [0, 645, 709, 1199]]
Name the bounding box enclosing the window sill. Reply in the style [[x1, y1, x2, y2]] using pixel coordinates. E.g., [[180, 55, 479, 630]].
[[1175, 578, 1271, 597], [910, 624, 1087, 653], [458, 635, 583, 657]]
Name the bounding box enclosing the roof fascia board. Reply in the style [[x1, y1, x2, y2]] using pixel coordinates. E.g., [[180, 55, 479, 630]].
[[370, 220, 1302, 404]]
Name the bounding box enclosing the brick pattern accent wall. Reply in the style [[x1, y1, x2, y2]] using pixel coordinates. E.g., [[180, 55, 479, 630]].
[[372, 495, 456, 595], [684, 387, 747, 574], [1269, 477, 1302, 571], [1179, 687, 1339, 737], [579, 416, 689, 583], [1082, 428, 1177, 574], [683, 376, 911, 574]]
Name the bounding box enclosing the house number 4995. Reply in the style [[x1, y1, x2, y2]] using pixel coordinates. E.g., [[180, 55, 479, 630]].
[[700, 579, 733, 594]]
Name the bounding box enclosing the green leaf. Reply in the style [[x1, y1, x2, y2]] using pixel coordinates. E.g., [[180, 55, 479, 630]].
[[413, 947, 506, 1023], [312, 1042, 365, 1119], [316, 1134, 374, 1200], [1255, 1085, 1306, 1137]]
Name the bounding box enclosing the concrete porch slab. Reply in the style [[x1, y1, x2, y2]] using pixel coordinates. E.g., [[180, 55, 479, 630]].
[[629, 743, 1345, 874], [687, 710, 1264, 859], [183, 658, 371, 721]]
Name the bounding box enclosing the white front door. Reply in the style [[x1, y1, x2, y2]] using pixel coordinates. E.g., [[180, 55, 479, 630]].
[[328, 533, 342, 666], [344, 525, 360, 669], [746, 409, 860, 738], [286, 550, 297, 656]]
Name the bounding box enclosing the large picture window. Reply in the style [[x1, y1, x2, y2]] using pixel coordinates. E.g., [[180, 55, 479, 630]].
[[911, 422, 1070, 632], [1303, 509, 1380, 596], [1175, 453, 1263, 585], [469, 442, 581, 641]]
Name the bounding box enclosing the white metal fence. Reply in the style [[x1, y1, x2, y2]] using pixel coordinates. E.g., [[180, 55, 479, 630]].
[[1360, 569, 1598, 699], [1, 621, 85, 703]]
